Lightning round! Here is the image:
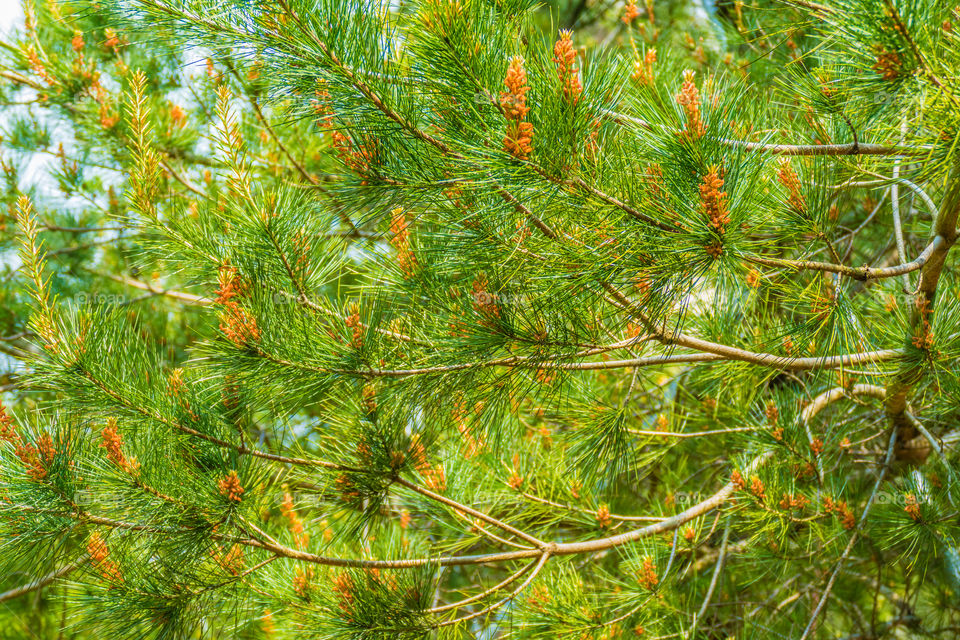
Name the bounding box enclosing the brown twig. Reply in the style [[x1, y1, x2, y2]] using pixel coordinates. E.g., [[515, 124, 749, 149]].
[[742, 236, 942, 281], [0, 556, 88, 602]]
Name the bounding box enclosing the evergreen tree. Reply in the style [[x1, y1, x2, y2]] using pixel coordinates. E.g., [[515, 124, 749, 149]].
[[1, 0, 960, 638]]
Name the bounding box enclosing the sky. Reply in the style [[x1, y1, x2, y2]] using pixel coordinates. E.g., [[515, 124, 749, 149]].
[[0, 0, 22, 33], [1, 2, 29, 381]]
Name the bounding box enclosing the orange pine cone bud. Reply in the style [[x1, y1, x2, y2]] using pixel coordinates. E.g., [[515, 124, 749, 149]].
[[26, 46, 56, 85], [332, 572, 355, 615], [700, 166, 730, 258], [15, 441, 48, 480], [215, 264, 239, 305], [502, 56, 531, 120], [293, 566, 314, 596], [87, 532, 123, 583], [810, 438, 824, 456], [596, 505, 612, 527], [873, 48, 901, 81], [765, 402, 779, 425], [170, 103, 186, 124], [427, 463, 447, 492], [217, 543, 245, 575], [218, 470, 245, 502], [731, 469, 745, 489], [220, 307, 261, 346], [0, 400, 20, 444], [501, 56, 534, 159], [632, 48, 657, 85], [471, 273, 500, 322], [262, 609, 275, 636], [390, 206, 417, 275], [504, 120, 534, 159], [699, 166, 730, 233], [280, 490, 309, 548], [553, 30, 582, 102], [776, 158, 806, 211], [904, 494, 922, 521], [345, 303, 363, 348], [637, 556, 658, 589], [676, 70, 706, 140], [104, 28, 120, 50], [453, 396, 483, 457], [214, 265, 261, 347], [100, 418, 138, 473]]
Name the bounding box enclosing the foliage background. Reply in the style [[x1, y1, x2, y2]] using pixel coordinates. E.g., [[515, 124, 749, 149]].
[[0, 0, 959, 638]]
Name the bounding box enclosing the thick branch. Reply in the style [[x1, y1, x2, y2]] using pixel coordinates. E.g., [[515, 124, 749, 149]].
[[65, 450, 770, 570], [885, 159, 960, 436]]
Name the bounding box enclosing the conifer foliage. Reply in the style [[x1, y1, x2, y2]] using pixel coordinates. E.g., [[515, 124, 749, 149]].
[[2, 0, 960, 637]]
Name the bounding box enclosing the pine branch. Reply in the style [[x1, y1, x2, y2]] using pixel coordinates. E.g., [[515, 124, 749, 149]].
[[394, 476, 546, 549], [15, 195, 59, 352], [82, 268, 209, 306], [0, 556, 88, 603], [743, 236, 942, 281], [602, 110, 929, 156], [604, 284, 902, 372], [687, 521, 731, 638], [425, 560, 534, 614], [800, 427, 898, 640], [434, 550, 550, 628], [74, 365, 348, 470], [885, 158, 960, 449]]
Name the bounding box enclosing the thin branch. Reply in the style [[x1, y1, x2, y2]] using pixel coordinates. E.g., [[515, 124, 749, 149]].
[[827, 175, 938, 222], [83, 267, 208, 306], [519, 490, 666, 523], [628, 426, 758, 439], [0, 556, 87, 602], [158, 156, 208, 199], [601, 110, 926, 157], [603, 286, 901, 371], [905, 412, 944, 458], [46, 236, 134, 257], [567, 174, 681, 233], [801, 384, 886, 424], [799, 428, 898, 640], [264, 342, 900, 380], [891, 116, 911, 290], [426, 560, 534, 614], [434, 551, 551, 628], [394, 477, 545, 549], [0, 332, 31, 342], [688, 522, 731, 638], [42, 225, 127, 234], [742, 236, 942, 281]]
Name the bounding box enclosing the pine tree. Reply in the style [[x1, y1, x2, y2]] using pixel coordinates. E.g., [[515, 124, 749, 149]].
[[1, 0, 960, 638]]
